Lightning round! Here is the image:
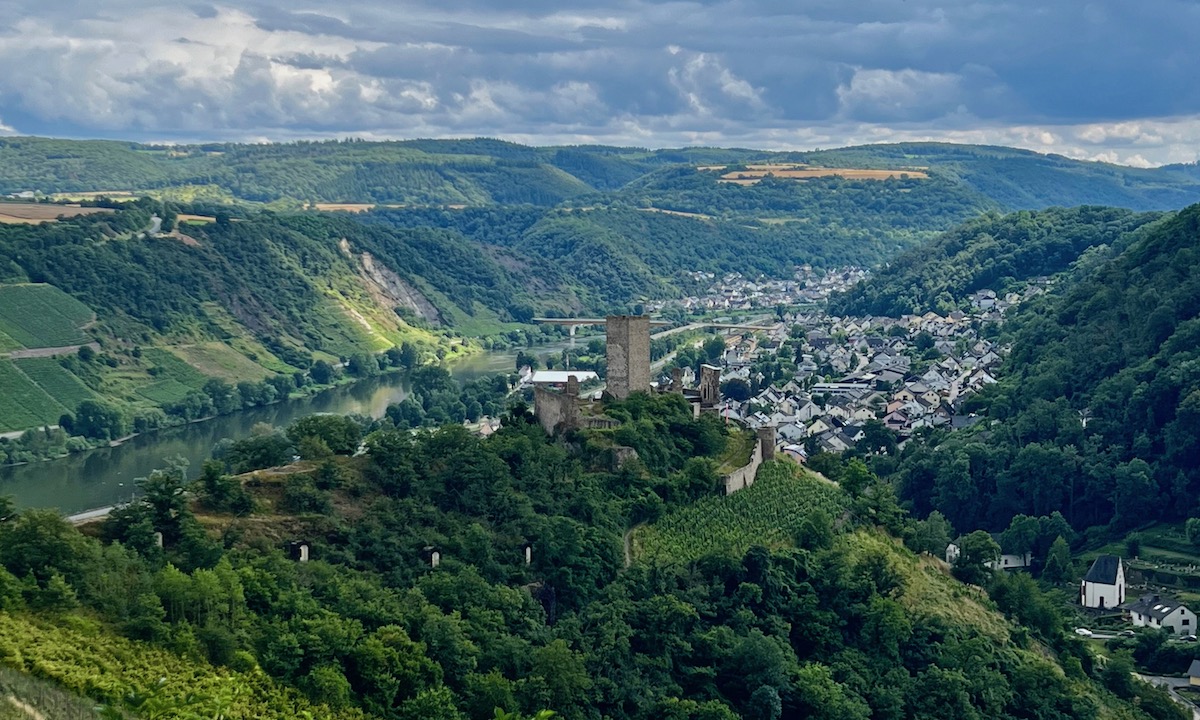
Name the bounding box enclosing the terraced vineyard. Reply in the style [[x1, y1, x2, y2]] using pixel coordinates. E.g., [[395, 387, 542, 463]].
[[636, 460, 846, 564], [0, 361, 64, 430], [0, 612, 365, 720], [0, 284, 93, 349], [12, 358, 94, 411]]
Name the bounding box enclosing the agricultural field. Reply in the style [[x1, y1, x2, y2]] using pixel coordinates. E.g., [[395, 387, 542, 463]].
[[0, 361, 65, 430], [136, 378, 198, 404], [176, 213, 216, 224], [635, 460, 846, 564], [12, 358, 95, 411], [0, 202, 115, 224], [0, 284, 94, 349], [171, 342, 271, 381], [140, 348, 209, 387], [0, 667, 100, 720], [698, 162, 929, 185], [0, 612, 365, 720]]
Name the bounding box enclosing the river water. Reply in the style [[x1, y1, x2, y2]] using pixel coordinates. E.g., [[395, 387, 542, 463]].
[[0, 340, 576, 513]]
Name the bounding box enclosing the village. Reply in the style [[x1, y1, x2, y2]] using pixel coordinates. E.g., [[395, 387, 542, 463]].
[[661, 266, 1042, 461]]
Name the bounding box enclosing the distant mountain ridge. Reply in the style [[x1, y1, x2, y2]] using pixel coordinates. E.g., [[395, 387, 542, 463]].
[[3, 137, 1200, 212]]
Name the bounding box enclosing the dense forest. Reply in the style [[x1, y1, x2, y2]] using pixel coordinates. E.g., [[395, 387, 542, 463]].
[[877, 203, 1200, 539], [3, 137, 1200, 211], [0, 393, 1185, 720], [830, 206, 1164, 316]]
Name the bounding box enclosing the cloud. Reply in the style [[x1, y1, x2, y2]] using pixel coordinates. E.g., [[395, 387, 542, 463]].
[[0, 0, 1194, 165]]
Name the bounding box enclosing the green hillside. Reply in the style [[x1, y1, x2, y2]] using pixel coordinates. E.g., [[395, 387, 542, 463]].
[[830, 206, 1163, 316], [4, 137, 1200, 212], [0, 393, 1179, 720], [889, 203, 1200, 535]]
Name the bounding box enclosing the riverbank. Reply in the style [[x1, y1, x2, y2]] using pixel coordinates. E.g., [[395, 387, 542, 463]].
[[0, 338, 574, 513]]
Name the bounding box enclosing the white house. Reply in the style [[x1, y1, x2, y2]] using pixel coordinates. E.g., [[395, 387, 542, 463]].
[[1128, 594, 1197, 635], [1080, 555, 1125, 609], [945, 538, 1031, 571]]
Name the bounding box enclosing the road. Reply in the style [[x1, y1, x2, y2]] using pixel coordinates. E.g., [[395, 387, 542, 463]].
[[1139, 674, 1200, 719], [3, 341, 99, 360]]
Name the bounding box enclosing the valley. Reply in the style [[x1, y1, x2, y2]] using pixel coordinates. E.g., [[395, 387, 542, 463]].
[[2, 137, 1200, 720]]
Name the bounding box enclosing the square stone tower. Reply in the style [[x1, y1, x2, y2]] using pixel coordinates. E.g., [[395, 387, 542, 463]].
[[606, 315, 651, 399]]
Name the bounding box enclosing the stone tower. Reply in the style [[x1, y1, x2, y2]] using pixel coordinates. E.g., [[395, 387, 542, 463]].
[[606, 315, 651, 400], [699, 364, 721, 408]]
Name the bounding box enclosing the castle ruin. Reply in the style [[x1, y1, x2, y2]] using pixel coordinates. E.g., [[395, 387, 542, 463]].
[[605, 315, 651, 400]]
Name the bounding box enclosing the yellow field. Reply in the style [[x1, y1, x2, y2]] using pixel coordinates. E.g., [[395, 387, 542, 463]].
[[699, 163, 929, 184], [49, 191, 139, 202], [176, 213, 216, 224], [640, 207, 714, 220], [0, 203, 116, 224]]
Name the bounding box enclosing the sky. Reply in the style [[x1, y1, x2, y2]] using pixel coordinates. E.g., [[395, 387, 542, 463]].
[[0, 1, 1196, 166]]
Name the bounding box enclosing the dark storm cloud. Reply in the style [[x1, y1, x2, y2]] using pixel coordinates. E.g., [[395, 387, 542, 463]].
[[0, 0, 1195, 165]]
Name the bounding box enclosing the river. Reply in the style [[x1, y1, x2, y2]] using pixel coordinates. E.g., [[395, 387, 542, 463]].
[[0, 340, 576, 513]]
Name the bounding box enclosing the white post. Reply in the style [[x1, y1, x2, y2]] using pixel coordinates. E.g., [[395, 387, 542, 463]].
[[299, 544, 309, 562], [431, 551, 441, 568]]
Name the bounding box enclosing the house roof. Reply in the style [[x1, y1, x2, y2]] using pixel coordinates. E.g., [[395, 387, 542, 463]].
[[1128, 594, 1192, 621], [1190, 660, 1200, 678], [530, 371, 599, 384], [1084, 555, 1122, 584]]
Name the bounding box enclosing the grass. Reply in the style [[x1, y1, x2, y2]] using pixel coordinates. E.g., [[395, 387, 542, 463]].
[[635, 460, 846, 564], [140, 348, 208, 387], [0, 667, 100, 720], [0, 284, 93, 349], [171, 342, 270, 381], [12, 358, 95, 411], [0, 361, 66, 430], [0, 611, 366, 720], [0, 329, 20, 352], [716, 429, 756, 474], [136, 379, 197, 404]]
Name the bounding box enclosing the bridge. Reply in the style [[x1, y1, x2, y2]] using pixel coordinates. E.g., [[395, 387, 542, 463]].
[[534, 317, 777, 338]]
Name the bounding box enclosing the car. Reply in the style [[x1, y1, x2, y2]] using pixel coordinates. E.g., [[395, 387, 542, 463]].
[[1182, 634, 1197, 642], [1119, 630, 1136, 637], [1075, 628, 1094, 637]]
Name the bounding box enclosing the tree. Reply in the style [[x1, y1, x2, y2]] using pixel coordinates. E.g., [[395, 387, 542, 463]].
[[1000, 514, 1039, 558], [310, 359, 337, 384], [288, 414, 363, 455], [904, 511, 953, 556], [953, 530, 999, 586], [1042, 536, 1072, 583], [720, 379, 752, 402], [348, 352, 381, 378], [73, 399, 126, 440]]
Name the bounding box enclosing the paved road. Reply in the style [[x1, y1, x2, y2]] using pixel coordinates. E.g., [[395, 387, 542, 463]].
[[4, 341, 99, 360], [1139, 674, 1200, 719]]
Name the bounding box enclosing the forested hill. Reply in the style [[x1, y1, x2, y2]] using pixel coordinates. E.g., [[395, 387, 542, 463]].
[[0, 395, 1182, 719], [829, 206, 1164, 316], [3, 136, 1200, 212], [890, 203, 1200, 535]]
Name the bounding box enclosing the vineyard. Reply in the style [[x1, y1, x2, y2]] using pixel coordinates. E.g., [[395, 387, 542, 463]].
[[12, 358, 95, 412], [0, 612, 368, 720], [0, 284, 93, 349], [635, 460, 846, 564], [0, 362, 64, 431], [0, 666, 99, 719], [140, 348, 209, 387]]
